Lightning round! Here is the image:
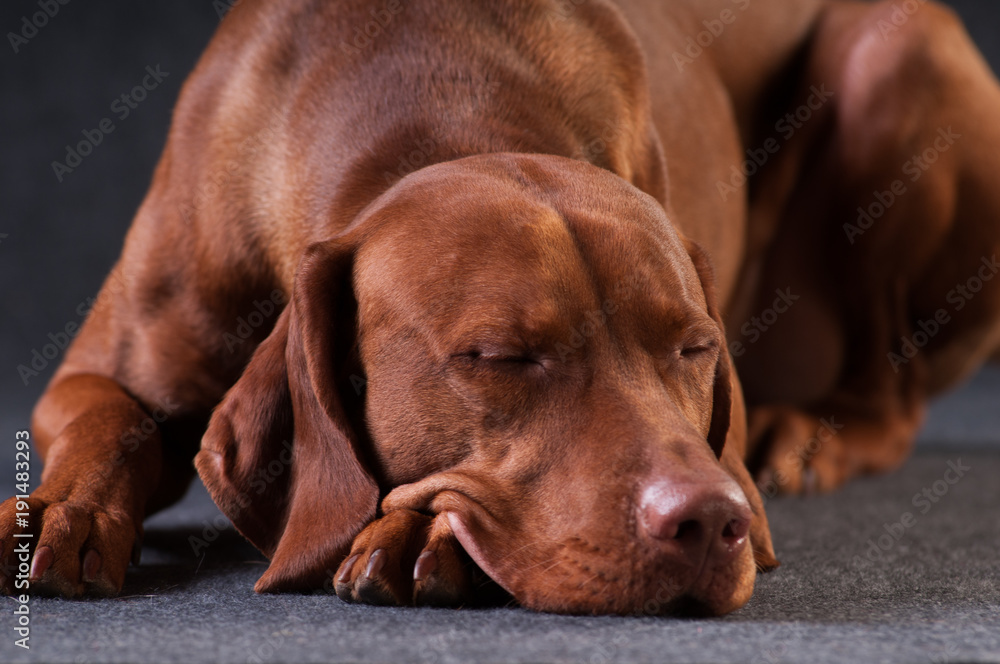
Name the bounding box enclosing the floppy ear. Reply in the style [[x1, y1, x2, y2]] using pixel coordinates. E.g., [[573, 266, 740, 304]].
[[681, 238, 732, 458], [195, 239, 378, 592], [681, 237, 779, 572], [706, 341, 734, 460]]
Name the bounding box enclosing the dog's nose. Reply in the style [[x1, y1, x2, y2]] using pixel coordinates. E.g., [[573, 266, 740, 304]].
[[637, 480, 752, 567]]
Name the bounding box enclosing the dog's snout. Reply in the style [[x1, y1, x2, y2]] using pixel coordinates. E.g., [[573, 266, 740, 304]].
[[637, 480, 752, 567]]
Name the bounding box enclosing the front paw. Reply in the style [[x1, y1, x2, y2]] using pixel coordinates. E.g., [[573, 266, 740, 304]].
[[748, 406, 850, 495], [0, 492, 140, 597], [334, 509, 474, 607]]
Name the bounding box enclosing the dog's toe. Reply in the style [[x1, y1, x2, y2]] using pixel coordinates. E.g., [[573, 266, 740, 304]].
[[411, 516, 471, 607], [748, 406, 850, 495], [0, 495, 138, 598], [334, 509, 473, 607]]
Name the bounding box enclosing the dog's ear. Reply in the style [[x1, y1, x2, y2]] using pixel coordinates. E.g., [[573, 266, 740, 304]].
[[196, 239, 378, 593], [681, 237, 779, 572], [706, 336, 734, 460], [681, 238, 732, 458]]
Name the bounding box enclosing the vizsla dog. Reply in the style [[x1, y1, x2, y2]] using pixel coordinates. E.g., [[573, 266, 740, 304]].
[[3, 0, 999, 616]]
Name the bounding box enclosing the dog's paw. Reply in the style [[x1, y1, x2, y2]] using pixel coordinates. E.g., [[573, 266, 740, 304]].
[[748, 406, 850, 495], [334, 509, 473, 607], [0, 492, 139, 597]]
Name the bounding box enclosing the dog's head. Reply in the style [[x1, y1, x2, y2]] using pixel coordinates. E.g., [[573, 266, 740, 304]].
[[196, 153, 777, 616]]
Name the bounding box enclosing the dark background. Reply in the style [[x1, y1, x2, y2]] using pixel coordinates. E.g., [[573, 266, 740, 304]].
[[0, 0, 998, 472]]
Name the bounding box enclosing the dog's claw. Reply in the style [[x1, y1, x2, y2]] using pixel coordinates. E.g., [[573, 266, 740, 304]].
[[414, 550, 437, 581], [29, 546, 54, 581], [365, 549, 387, 579], [335, 509, 475, 607], [82, 550, 102, 582], [337, 554, 360, 584]]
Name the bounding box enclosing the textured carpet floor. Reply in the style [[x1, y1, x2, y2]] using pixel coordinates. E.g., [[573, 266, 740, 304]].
[[0, 449, 996, 664]]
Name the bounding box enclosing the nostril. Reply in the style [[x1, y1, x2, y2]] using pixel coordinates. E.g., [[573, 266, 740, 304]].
[[673, 519, 702, 543], [721, 517, 750, 544]]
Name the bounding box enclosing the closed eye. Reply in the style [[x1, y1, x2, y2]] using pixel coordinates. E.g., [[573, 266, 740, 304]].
[[678, 339, 719, 359], [452, 350, 545, 368]]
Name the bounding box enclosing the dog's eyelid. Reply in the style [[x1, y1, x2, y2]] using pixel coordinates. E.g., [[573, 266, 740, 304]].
[[480, 353, 543, 365], [452, 346, 509, 360], [450, 347, 544, 366], [678, 336, 719, 358]]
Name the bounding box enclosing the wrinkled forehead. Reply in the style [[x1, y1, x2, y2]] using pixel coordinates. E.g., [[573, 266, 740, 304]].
[[356, 202, 587, 332], [352, 166, 707, 348]]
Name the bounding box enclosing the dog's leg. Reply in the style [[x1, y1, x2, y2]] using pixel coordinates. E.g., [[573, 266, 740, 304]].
[[736, 0, 1000, 493], [0, 232, 259, 595], [0, 375, 185, 596], [0, 285, 225, 596]]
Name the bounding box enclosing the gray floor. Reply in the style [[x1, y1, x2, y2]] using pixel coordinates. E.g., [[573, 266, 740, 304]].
[[0, 371, 998, 664]]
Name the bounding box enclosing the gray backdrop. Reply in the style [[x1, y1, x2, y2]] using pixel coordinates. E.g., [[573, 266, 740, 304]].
[[2, 1, 999, 457], [1, 0, 999, 449]]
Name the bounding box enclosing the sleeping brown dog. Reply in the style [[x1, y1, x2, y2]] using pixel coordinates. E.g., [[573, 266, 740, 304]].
[[3, 0, 1000, 616]]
